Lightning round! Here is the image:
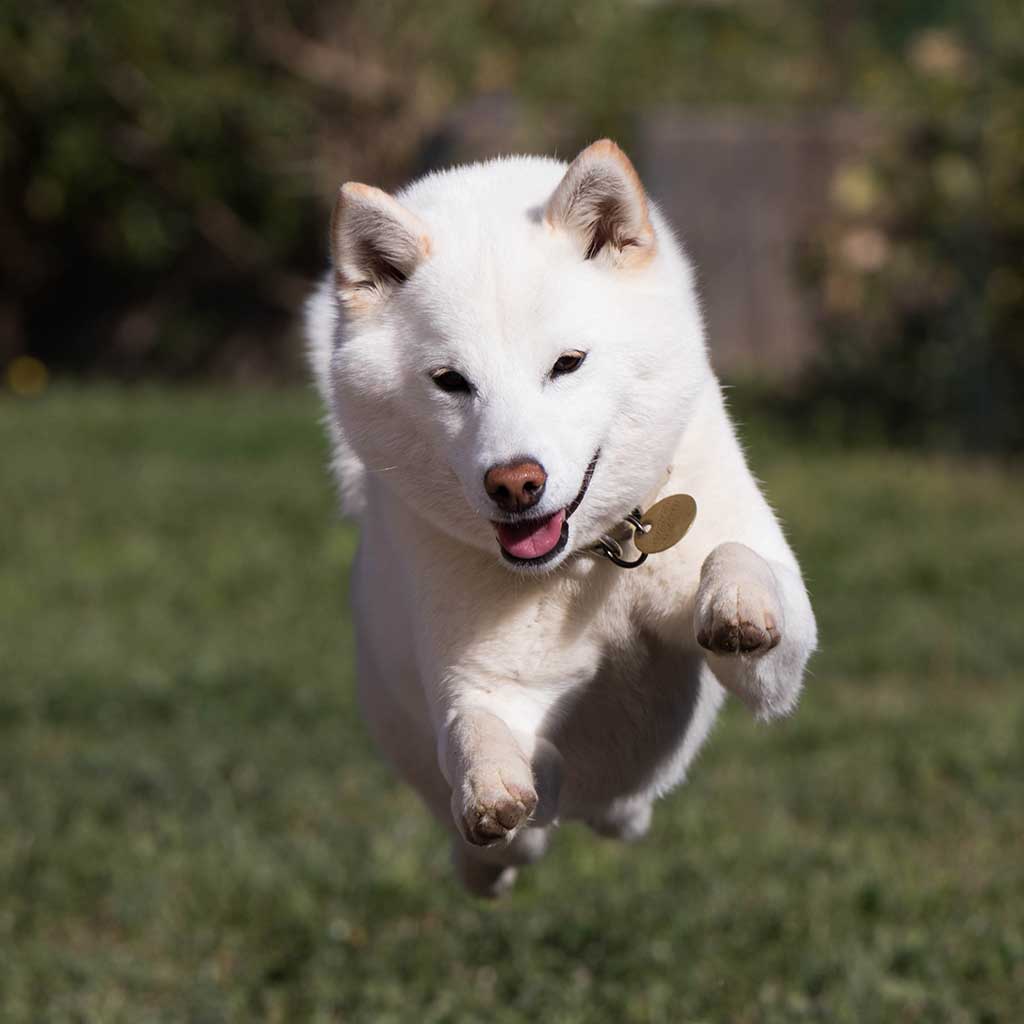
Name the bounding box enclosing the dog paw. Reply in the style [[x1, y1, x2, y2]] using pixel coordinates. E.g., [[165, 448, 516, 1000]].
[[697, 589, 780, 654], [454, 766, 538, 847], [695, 545, 783, 657]]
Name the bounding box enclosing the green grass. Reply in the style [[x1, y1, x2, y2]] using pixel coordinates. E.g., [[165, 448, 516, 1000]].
[[2, 387, 1022, 1023]]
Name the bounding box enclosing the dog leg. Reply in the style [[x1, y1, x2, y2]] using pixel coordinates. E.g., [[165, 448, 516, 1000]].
[[694, 541, 816, 719], [450, 826, 551, 898], [440, 712, 561, 847], [451, 849, 520, 899], [585, 797, 653, 842]]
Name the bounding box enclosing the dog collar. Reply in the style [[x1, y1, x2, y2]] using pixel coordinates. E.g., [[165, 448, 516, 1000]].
[[592, 494, 697, 569]]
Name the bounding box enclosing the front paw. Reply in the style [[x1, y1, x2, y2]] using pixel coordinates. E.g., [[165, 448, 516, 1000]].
[[453, 763, 538, 847], [695, 543, 783, 657]]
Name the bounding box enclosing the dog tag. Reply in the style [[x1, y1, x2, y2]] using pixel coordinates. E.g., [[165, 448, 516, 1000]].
[[634, 494, 697, 554]]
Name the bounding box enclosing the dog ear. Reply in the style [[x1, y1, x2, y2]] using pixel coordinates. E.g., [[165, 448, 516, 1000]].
[[331, 183, 431, 307], [545, 139, 655, 267]]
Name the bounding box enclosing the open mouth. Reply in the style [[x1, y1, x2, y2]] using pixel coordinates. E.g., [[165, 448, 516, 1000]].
[[493, 451, 599, 566]]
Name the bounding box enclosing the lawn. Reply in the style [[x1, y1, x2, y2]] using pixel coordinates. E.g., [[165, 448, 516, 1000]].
[[2, 388, 1022, 1023]]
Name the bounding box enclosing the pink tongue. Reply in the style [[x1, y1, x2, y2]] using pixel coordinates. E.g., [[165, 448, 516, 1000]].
[[495, 509, 566, 560]]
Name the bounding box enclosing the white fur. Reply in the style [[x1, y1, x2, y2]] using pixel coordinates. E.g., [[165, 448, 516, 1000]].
[[306, 144, 817, 897]]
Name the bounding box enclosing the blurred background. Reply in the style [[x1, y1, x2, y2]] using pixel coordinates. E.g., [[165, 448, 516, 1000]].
[[2, 2, 1022, 1021], [3, 0, 1022, 448]]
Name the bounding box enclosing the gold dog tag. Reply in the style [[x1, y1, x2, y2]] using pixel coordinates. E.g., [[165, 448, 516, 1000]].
[[634, 494, 697, 554]]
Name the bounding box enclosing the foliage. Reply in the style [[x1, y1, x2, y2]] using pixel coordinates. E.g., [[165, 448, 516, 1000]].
[[1, 2, 1021, 449], [800, 2, 1024, 450], [2, 389, 1023, 1021], [1, 2, 308, 376]]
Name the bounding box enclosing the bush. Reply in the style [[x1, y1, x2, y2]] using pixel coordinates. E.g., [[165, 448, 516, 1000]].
[[800, 10, 1024, 452], [0, 2, 327, 376]]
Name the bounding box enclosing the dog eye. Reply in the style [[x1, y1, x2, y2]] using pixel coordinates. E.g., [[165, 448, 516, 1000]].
[[430, 368, 472, 394], [551, 351, 587, 377]]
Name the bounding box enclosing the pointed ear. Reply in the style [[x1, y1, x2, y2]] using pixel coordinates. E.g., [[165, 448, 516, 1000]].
[[331, 183, 431, 307], [545, 139, 655, 267]]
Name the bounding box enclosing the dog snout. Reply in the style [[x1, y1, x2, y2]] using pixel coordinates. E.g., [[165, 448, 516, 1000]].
[[484, 459, 547, 513]]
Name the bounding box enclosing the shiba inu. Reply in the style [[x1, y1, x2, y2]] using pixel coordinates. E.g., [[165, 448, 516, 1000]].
[[307, 140, 817, 896]]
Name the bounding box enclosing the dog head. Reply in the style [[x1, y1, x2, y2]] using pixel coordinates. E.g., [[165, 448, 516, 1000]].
[[323, 140, 708, 573]]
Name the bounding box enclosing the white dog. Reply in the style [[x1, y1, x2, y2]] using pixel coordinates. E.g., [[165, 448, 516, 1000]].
[[307, 140, 817, 897]]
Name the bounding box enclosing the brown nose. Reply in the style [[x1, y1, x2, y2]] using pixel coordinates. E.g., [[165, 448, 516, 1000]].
[[484, 459, 547, 513]]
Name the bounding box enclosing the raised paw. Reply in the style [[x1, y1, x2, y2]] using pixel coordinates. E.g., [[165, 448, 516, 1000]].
[[454, 766, 538, 847], [697, 589, 780, 655], [695, 550, 784, 657]]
